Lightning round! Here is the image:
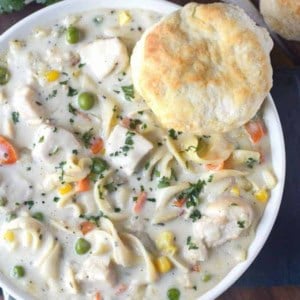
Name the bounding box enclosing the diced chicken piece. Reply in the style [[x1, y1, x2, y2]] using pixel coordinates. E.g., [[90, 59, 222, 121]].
[[106, 125, 153, 175], [193, 197, 254, 248], [76, 256, 116, 286], [79, 38, 129, 80], [183, 240, 208, 263], [32, 124, 82, 169], [12, 86, 45, 125]]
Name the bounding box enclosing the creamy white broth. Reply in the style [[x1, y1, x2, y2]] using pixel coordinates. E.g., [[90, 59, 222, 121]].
[[0, 8, 277, 300]]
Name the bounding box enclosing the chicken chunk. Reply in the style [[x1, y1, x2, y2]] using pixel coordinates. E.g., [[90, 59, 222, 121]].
[[193, 197, 254, 248], [12, 86, 45, 125], [76, 256, 117, 286], [106, 125, 153, 175], [79, 38, 129, 80], [32, 124, 82, 169]]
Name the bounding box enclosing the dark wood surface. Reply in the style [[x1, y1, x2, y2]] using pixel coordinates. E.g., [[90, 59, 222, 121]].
[[0, 1, 299, 300]]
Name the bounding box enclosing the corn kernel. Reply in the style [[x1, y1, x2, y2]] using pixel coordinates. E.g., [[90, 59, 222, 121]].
[[45, 70, 60, 82], [3, 230, 15, 242], [163, 245, 177, 256], [58, 183, 73, 195], [155, 256, 172, 273], [230, 186, 240, 197], [255, 189, 269, 203], [156, 231, 175, 250], [118, 11, 132, 26]]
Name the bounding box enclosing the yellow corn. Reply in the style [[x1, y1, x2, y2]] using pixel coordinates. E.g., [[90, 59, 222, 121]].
[[155, 256, 172, 273], [118, 11, 132, 26], [156, 231, 175, 250], [164, 245, 177, 256], [58, 183, 73, 195], [3, 230, 15, 242], [255, 189, 269, 203], [230, 186, 240, 197], [45, 70, 60, 82]]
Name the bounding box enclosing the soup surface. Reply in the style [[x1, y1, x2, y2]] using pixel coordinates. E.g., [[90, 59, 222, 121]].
[[0, 8, 277, 300]]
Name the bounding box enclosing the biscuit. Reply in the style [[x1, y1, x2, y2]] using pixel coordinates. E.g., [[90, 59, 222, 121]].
[[131, 3, 273, 134], [260, 0, 300, 41]]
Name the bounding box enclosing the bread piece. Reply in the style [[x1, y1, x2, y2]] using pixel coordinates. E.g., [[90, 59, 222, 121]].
[[260, 0, 300, 41], [131, 3, 273, 134]]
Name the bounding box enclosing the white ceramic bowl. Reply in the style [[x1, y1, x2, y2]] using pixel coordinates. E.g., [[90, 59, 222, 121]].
[[0, 0, 286, 299]]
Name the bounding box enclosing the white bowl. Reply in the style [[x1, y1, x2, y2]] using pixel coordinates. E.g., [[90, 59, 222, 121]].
[[0, 1, 286, 299]]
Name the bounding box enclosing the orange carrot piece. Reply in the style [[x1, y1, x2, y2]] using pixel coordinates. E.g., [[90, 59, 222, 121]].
[[244, 120, 266, 144], [173, 198, 186, 208], [204, 161, 224, 171], [0, 136, 18, 165], [80, 221, 96, 235], [76, 177, 90, 192], [133, 191, 147, 213], [90, 138, 104, 155], [94, 292, 102, 300]]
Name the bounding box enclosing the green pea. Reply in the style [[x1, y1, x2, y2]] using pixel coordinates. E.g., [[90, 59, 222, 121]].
[[0, 197, 7, 207], [12, 265, 25, 278], [66, 26, 80, 44], [91, 158, 108, 175], [167, 288, 180, 300], [0, 66, 10, 85], [202, 273, 212, 282], [32, 212, 44, 222], [75, 238, 91, 255], [78, 92, 96, 110]]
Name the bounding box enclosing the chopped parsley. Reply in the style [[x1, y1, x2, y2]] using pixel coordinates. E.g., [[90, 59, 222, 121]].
[[79, 211, 105, 226], [144, 161, 150, 170], [246, 157, 257, 169], [78, 63, 86, 68], [129, 118, 142, 130], [53, 196, 60, 203], [111, 131, 135, 157], [237, 220, 245, 228], [147, 198, 156, 202], [114, 207, 121, 213], [67, 86, 78, 97], [11, 111, 19, 124], [207, 175, 214, 183], [104, 182, 117, 193], [68, 103, 78, 115], [177, 180, 206, 208], [121, 85, 134, 101], [81, 128, 94, 148], [55, 161, 66, 183], [46, 89, 57, 100], [38, 136, 45, 143], [24, 200, 34, 210], [186, 236, 198, 250], [48, 146, 60, 157], [158, 176, 171, 189], [168, 129, 178, 140], [189, 209, 202, 222]]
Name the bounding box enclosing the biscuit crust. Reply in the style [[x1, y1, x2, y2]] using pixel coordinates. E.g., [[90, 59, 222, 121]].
[[131, 3, 273, 134]]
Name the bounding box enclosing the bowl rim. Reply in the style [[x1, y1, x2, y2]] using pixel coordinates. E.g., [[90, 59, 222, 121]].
[[0, 1, 286, 300]]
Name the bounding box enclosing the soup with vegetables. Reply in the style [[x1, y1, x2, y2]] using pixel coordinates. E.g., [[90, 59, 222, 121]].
[[0, 8, 277, 300]]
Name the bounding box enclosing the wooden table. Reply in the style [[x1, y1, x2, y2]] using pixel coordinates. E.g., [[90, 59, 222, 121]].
[[0, 1, 299, 300]]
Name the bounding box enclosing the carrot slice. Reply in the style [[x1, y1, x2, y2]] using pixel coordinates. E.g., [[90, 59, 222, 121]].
[[173, 198, 186, 208], [204, 161, 224, 171], [133, 191, 147, 213], [94, 292, 102, 300], [0, 136, 18, 165], [90, 138, 104, 155], [76, 177, 90, 192], [244, 120, 266, 144], [80, 221, 96, 235]]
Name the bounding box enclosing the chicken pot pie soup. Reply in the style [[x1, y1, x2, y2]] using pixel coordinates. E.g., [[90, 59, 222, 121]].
[[0, 5, 277, 300]]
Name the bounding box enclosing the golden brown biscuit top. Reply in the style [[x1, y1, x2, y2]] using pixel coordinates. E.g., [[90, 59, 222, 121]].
[[133, 3, 273, 134]]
